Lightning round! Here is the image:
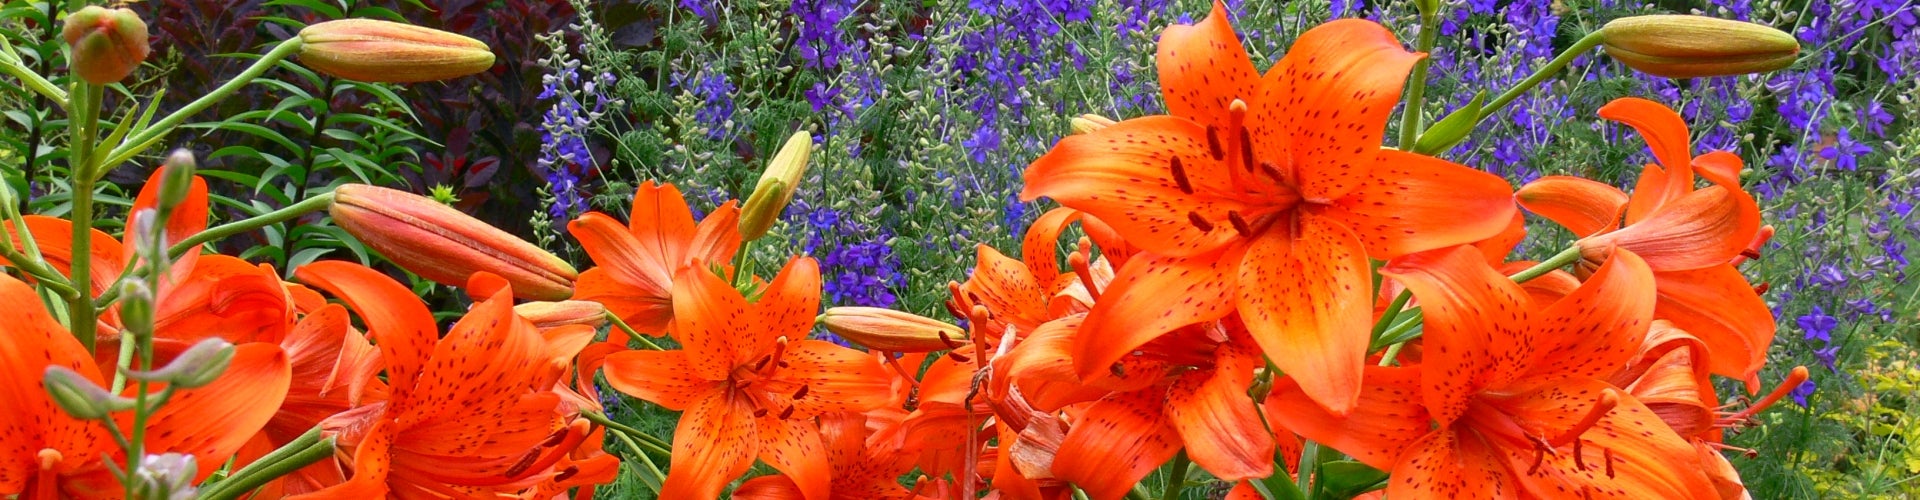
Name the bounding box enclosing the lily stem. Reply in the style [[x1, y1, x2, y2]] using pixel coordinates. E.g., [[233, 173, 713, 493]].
[[603, 312, 663, 350], [607, 422, 668, 492], [198, 428, 334, 500], [1395, 1, 1442, 149], [68, 81, 103, 352], [103, 38, 304, 167], [168, 192, 334, 259], [1160, 451, 1191, 500], [1474, 31, 1607, 126], [579, 410, 672, 456]]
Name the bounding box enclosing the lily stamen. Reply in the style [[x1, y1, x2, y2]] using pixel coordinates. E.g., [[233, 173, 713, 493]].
[[1719, 366, 1809, 426], [1549, 389, 1621, 448]]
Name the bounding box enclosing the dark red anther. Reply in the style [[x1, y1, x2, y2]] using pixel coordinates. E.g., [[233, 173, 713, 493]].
[[1188, 212, 1214, 232], [1170, 156, 1194, 194]]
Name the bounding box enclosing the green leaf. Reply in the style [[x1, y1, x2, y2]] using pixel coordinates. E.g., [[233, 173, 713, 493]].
[[1412, 90, 1485, 155], [1318, 460, 1389, 499]]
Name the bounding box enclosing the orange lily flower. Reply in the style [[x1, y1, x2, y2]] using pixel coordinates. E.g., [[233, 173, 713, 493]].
[[1516, 97, 1773, 387], [1028, 317, 1272, 500], [0, 273, 291, 500], [599, 257, 892, 500], [568, 181, 741, 340], [733, 412, 920, 500], [1020, 2, 1515, 414], [1270, 245, 1717, 498], [289, 263, 600, 498]]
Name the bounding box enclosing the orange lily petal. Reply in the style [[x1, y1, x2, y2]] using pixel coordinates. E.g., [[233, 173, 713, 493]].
[[1491, 380, 1717, 499], [750, 257, 822, 359], [1237, 214, 1370, 415], [0, 275, 113, 493], [756, 417, 831, 500], [7, 215, 125, 295], [294, 261, 437, 400], [127, 168, 210, 276], [1156, 0, 1259, 132], [1690, 150, 1744, 188], [1165, 339, 1272, 480], [688, 200, 743, 268], [1323, 149, 1517, 259], [393, 283, 547, 429], [1253, 19, 1421, 202], [1475, 212, 1529, 264], [627, 181, 701, 264], [569, 212, 673, 301], [1379, 245, 1531, 425], [778, 340, 894, 417], [1073, 250, 1237, 380], [601, 349, 722, 411], [969, 244, 1050, 331], [1022, 116, 1267, 257], [1600, 97, 1695, 216], [999, 316, 1108, 411], [1020, 208, 1081, 286], [1584, 185, 1759, 271], [670, 260, 753, 379], [661, 393, 758, 499], [130, 342, 291, 482], [1652, 265, 1773, 382], [1387, 429, 1517, 498], [733, 475, 806, 500], [1053, 389, 1181, 500], [1623, 344, 1717, 437], [290, 419, 394, 499], [1520, 250, 1656, 386], [572, 267, 672, 336], [1516, 176, 1630, 237], [1268, 366, 1430, 471]]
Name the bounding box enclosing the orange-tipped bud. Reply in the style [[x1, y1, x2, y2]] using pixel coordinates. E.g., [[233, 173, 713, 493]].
[[1068, 114, 1116, 135], [297, 19, 494, 83], [514, 300, 608, 331], [820, 306, 967, 352], [62, 6, 149, 85], [1601, 15, 1798, 78], [331, 184, 577, 300]]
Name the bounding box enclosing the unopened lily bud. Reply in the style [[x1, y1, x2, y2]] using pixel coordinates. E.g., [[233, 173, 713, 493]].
[[157, 150, 197, 217], [514, 300, 609, 331], [298, 19, 494, 83], [62, 6, 149, 85], [44, 366, 133, 419], [1068, 114, 1116, 135], [331, 184, 578, 300], [1600, 15, 1799, 78], [118, 278, 155, 337], [129, 453, 198, 500], [739, 130, 813, 241], [122, 338, 234, 389], [820, 306, 968, 352]]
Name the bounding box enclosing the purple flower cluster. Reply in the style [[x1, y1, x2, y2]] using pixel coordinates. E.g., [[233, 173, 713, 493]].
[[785, 198, 906, 344], [537, 61, 618, 222], [674, 64, 737, 140]]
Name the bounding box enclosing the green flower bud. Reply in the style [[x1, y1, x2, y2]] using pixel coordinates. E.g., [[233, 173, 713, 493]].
[[43, 366, 132, 419], [739, 130, 813, 241], [130, 453, 198, 500], [1069, 114, 1116, 135], [117, 277, 155, 338], [1600, 15, 1799, 78], [157, 149, 197, 218], [120, 338, 235, 389], [298, 19, 495, 83], [61, 6, 150, 85]]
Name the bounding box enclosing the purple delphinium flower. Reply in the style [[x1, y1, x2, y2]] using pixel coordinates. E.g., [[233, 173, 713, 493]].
[[674, 65, 737, 140], [537, 62, 618, 222], [1790, 378, 1816, 406], [1797, 306, 1837, 343], [1817, 128, 1872, 171]]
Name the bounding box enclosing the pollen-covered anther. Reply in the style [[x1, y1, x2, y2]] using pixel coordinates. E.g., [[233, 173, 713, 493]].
[[778, 405, 796, 420], [1753, 282, 1770, 295], [1170, 156, 1195, 194], [1187, 211, 1215, 232], [792, 385, 810, 400], [554, 466, 580, 483], [1226, 211, 1255, 237]]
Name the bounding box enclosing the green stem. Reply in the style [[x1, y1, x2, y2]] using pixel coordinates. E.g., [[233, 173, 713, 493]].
[[110, 335, 136, 393], [168, 192, 334, 259], [0, 246, 80, 299], [603, 312, 664, 350], [1395, 6, 1441, 149], [1368, 290, 1412, 345], [198, 429, 334, 500], [1160, 451, 1190, 500], [68, 82, 103, 352], [1510, 244, 1584, 283], [579, 410, 672, 456], [606, 423, 667, 493], [1474, 31, 1606, 125], [1126, 485, 1152, 500], [104, 38, 304, 167]]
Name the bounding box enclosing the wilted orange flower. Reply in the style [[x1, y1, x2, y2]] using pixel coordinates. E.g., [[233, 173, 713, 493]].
[[1020, 1, 1515, 414], [1517, 97, 1773, 388], [0, 274, 290, 500], [569, 181, 741, 340], [599, 257, 892, 499], [1271, 246, 1718, 498], [289, 263, 600, 498]]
